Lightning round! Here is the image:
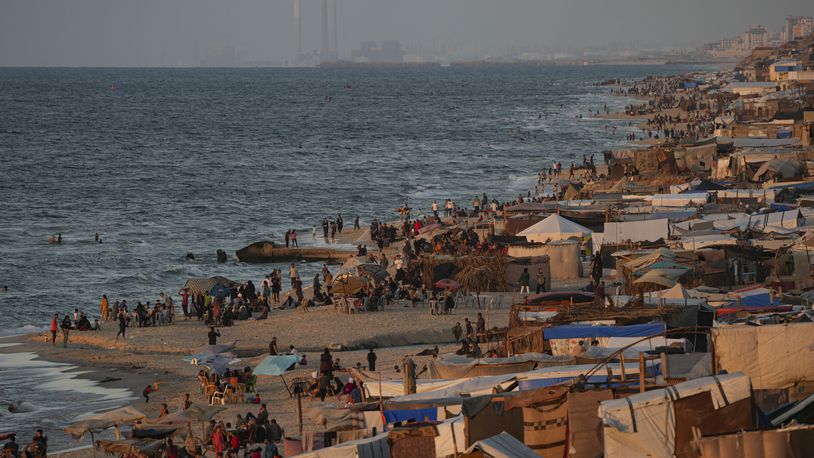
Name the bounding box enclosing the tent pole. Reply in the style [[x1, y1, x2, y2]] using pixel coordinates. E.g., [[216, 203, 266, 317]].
[[280, 375, 292, 396], [297, 392, 303, 435]]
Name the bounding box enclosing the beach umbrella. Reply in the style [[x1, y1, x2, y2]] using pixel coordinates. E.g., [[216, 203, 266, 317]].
[[356, 263, 389, 282], [254, 355, 301, 396], [331, 272, 366, 296], [186, 405, 226, 440], [434, 279, 461, 291]]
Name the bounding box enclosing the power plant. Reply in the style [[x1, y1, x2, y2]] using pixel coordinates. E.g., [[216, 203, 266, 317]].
[[293, 0, 337, 63]]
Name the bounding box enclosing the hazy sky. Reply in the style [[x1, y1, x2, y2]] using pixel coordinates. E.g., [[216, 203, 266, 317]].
[[1, 0, 812, 66]]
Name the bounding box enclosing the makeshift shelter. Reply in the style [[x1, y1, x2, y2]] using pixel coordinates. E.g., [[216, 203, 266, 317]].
[[95, 439, 163, 458], [517, 214, 592, 243], [65, 406, 146, 441], [599, 373, 754, 458], [535, 240, 581, 280], [752, 158, 804, 181], [694, 424, 814, 458], [180, 276, 237, 296], [277, 431, 390, 458], [426, 354, 569, 379], [711, 323, 814, 390], [462, 432, 539, 458], [356, 263, 389, 282], [332, 273, 366, 296]]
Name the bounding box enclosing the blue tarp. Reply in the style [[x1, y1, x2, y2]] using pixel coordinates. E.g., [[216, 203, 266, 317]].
[[383, 408, 437, 424], [544, 323, 665, 340], [253, 355, 300, 376], [739, 293, 781, 307]]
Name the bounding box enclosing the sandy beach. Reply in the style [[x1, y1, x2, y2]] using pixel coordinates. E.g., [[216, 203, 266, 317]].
[[3, 300, 509, 454]]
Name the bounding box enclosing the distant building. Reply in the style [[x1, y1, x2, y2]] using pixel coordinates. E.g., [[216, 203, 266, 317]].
[[726, 81, 779, 96], [769, 60, 804, 81], [351, 40, 406, 63], [784, 16, 814, 41]]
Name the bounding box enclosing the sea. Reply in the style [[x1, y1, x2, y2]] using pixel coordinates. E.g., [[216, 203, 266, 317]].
[[0, 63, 713, 446]]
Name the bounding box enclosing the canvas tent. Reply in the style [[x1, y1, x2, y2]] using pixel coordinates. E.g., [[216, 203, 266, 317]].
[[599, 373, 753, 458], [694, 424, 814, 458], [711, 323, 814, 390], [517, 214, 592, 243], [181, 276, 237, 296]]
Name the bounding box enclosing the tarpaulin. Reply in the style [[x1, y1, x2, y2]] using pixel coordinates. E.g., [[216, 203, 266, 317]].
[[599, 373, 752, 458], [253, 355, 300, 376], [711, 323, 814, 390], [544, 323, 665, 340], [568, 390, 614, 458], [383, 408, 437, 425]]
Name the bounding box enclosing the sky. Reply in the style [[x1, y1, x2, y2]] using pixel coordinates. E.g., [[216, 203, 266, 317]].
[[1, 0, 812, 66]]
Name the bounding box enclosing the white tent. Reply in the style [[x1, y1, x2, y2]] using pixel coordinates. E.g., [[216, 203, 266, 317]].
[[464, 432, 540, 458], [599, 373, 752, 458], [518, 214, 592, 243]]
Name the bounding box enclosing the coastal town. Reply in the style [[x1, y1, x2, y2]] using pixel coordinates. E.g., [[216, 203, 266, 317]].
[[5, 18, 814, 458]]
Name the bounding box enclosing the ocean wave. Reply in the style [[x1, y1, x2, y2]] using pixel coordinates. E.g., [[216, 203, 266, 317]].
[[0, 324, 49, 338]]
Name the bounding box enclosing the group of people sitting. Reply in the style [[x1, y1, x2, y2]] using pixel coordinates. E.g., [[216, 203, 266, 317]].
[[1, 431, 47, 458], [202, 405, 284, 458]]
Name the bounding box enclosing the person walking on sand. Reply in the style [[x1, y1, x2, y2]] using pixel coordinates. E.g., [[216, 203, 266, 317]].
[[50, 313, 59, 346], [116, 309, 127, 341], [100, 294, 109, 321], [60, 314, 71, 348]]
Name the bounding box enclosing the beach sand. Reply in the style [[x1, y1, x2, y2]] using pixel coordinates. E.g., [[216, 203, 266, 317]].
[[5, 302, 509, 456]]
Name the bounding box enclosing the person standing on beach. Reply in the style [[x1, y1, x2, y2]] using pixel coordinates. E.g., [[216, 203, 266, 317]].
[[367, 348, 377, 371], [284, 230, 290, 248], [464, 318, 474, 341], [116, 310, 127, 340], [60, 314, 71, 348], [337, 214, 343, 233], [292, 230, 299, 248], [354, 216, 360, 230], [100, 295, 109, 321], [269, 337, 278, 355], [208, 327, 220, 346], [289, 264, 299, 288], [50, 314, 59, 346]]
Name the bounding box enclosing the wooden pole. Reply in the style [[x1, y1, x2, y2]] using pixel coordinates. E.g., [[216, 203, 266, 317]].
[[661, 352, 670, 381], [638, 352, 646, 393], [378, 372, 384, 419], [620, 355, 626, 382], [297, 392, 303, 434]]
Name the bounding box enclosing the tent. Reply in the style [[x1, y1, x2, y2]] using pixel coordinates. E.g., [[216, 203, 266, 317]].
[[463, 432, 539, 458], [517, 214, 592, 243], [332, 273, 366, 296], [599, 373, 753, 458], [544, 323, 665, 340], [752, 159, 804, 181], [711, 323, 814, 390], [64, 406, 146, 440], [694, 424, 814, 458], [654, 283, 691, 299], [356, 263, 389, 282], [633, 269, 687, 288], [180, 276, 237, 295]]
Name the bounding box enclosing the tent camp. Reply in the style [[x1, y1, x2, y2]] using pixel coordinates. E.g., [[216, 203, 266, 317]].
[[599, 373, 754, 458], [517, 214, 592, 243]]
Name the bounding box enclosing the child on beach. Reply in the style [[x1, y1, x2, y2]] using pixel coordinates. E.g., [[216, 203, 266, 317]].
[[143, 384, 154, 403]]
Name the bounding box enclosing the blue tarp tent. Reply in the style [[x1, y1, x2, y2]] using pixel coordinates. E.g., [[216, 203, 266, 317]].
[[254, 355, 300, 376], [543, 323, 665, 340]]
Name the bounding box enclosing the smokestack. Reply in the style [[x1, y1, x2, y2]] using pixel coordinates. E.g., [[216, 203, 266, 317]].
[[292, 0, 301, 62], [321, 0, 329, 60]]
